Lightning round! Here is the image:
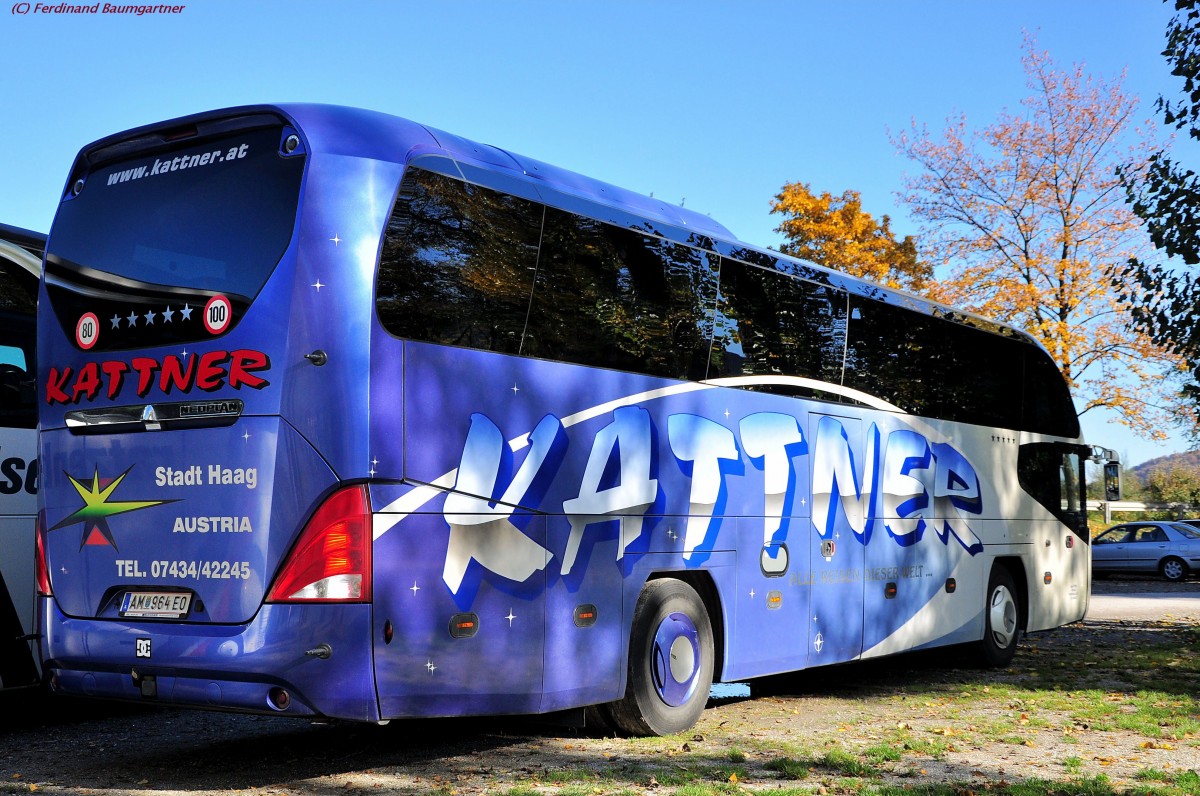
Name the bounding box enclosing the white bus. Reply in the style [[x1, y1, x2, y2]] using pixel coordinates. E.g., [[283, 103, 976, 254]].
[[0, 223, 40, 691]]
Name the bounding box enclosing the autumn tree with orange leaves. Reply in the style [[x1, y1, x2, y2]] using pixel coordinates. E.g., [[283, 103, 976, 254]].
[[894, 35, 1188, 440], [770, 183, 932, 292]]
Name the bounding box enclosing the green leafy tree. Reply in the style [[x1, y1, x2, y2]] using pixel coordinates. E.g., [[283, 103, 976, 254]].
[[1121, 0, 1200, 413], [1144, 463, 1200, 505]]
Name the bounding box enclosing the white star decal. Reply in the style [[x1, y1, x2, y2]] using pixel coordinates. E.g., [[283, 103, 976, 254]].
[[162, 306, 175, 323], [814, 633, 825, 653], [511, 383, 519, 394], [110, 314, 121, 329], [425, 660, 436, 673], [312, 279, 325, 292], [180, 304, 193, 321], [330, 234, 341, 246], [143, 309, 156, 325], [242, 431, 251, 442], [505, 609, 516, 627], [126, 310, 138, 326], [410, 581, 420, 595], [749, 588, 756, 599]]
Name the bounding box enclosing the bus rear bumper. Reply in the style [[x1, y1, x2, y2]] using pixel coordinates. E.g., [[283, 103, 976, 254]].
[[40, 600, 379, 722]]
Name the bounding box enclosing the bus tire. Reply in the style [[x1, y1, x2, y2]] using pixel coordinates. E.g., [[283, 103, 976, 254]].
[[608, 578, 714, 737], [976, 566, 1021, 668], [584, 703, 617, 736]]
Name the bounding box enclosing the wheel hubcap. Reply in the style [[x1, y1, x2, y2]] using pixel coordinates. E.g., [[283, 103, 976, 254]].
[[651, 612, 700, 707], [1164, 560, 1183, 579], [988, 585, 1017, 649]]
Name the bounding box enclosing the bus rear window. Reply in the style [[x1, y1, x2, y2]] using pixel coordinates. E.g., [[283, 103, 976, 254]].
[[48, 125, 304, 299]]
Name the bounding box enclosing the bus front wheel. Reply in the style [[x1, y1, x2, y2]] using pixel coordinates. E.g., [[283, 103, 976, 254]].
[[976, 566, 1021, 668], [608, 578, 714, 736]]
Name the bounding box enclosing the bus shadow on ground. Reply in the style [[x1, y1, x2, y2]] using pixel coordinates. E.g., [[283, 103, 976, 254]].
[[1, 618, 1194, 792]]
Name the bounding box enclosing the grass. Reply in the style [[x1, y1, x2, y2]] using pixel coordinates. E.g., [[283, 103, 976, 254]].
[[570, 614, 1200, 796], [3, 598, 1196, 796], [211, 609, 1190, 796], [818, 746, 878, 777], [765, 756, 811, 780], [864, 743, 903, 764]]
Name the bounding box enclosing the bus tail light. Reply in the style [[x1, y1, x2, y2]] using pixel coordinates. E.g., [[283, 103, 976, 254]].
[[35, 515, 52, 596], [266, 486, 372, 603]]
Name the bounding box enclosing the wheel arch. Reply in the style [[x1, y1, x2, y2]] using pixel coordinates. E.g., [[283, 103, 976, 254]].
[[646, 570, 727, 682], [991, 555, 1029, 633]]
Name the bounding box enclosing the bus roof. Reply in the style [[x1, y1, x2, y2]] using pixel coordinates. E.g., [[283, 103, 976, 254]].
[[70, 103, 1042, 350], [0, 223, 43, 279]]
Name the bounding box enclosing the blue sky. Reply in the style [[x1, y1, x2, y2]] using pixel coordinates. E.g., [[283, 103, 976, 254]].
[[0, 0, 1187, 466]]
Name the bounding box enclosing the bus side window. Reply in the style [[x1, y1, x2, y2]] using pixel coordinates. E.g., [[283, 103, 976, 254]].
[[0, 343, 26, 372], [842, 296, 1033, 430], [376, 168, 543, 355], [1017, 443, 1088, 534], [709, 259, 846, 393], [1022, 346, 1080, 438], [842, 296, 943, 417], [522, 208, 718, 382], [0, 295, 35, 429], [0, 340, 34, 428]]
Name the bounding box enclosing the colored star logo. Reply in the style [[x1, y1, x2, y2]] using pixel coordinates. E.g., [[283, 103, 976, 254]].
[[50, 467, 174, 551]]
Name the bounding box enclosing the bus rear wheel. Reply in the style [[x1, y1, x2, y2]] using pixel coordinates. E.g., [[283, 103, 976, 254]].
[[976, 566, 1021, 668], [607, 578, 713, 736]]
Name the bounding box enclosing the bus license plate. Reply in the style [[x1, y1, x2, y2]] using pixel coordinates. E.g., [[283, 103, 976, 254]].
[[121, 591, 192, 619]]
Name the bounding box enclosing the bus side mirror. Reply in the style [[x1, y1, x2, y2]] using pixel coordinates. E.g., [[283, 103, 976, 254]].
[[1103, 461, 1122, 502]]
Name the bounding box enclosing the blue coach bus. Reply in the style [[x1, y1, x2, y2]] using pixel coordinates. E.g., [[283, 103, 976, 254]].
[[37, 105, 1090, 735], [0, 223, 41, 691]]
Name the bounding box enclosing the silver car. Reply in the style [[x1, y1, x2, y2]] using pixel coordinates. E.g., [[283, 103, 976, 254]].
[[1092, 521, 1200, 582]]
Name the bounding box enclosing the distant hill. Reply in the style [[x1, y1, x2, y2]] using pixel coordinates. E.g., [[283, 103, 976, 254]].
[[1127, 449, 1200, 486]]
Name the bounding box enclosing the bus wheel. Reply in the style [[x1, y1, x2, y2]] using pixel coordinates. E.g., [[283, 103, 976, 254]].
[[583, 704, 617, 736], [976, 567, 1021, 668], [608, 578, 714, 736]]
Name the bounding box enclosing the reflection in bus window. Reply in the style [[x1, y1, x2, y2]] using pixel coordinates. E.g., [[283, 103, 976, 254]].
[[524, 208, 718, 381], [377, 168, 543, 355], [709, 260, 846, 393]]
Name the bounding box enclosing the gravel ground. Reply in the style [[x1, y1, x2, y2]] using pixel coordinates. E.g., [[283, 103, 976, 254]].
[[1090, 576, 1200, 595], [0, 577, 1196, 795]]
